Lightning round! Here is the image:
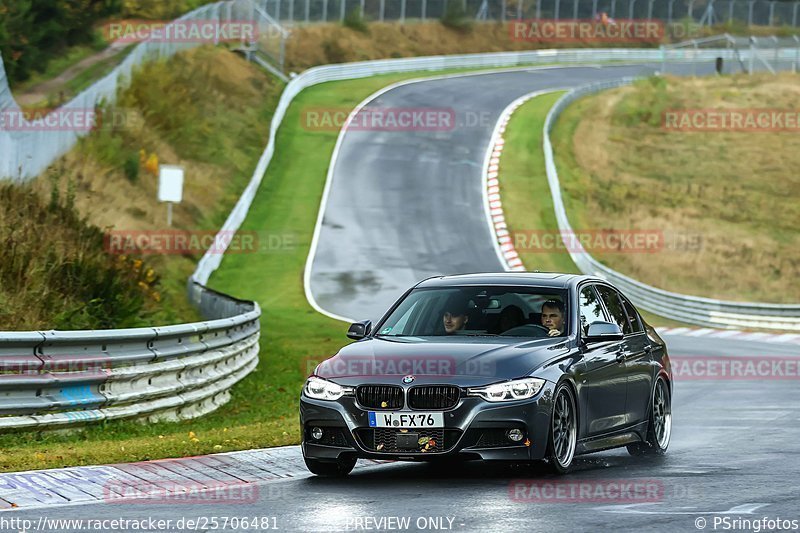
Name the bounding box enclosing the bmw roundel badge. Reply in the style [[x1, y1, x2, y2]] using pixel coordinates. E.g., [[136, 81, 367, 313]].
[[402, 375, 415, 384]]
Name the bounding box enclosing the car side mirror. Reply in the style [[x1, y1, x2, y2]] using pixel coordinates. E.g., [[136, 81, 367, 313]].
[[347, 320, 372, 340], [584, 321, 624, 343]]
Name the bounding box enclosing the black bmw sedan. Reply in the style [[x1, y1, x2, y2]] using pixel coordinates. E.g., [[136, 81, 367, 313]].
[[300, 273, 672, 476]]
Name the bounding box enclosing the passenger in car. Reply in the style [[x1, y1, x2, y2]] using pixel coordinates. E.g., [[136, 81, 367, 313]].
[[541, 300, 565, 336], [498, 305, 525, 333]]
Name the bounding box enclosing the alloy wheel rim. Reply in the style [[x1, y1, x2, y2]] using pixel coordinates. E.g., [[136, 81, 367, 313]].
[[653, 380, 672, 449], [552, 388, 576, 467]]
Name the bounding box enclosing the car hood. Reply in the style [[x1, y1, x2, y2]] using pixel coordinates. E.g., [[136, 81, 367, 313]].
[[313, 335, 571, 387]]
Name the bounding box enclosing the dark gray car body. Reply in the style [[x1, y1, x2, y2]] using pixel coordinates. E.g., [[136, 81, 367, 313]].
[[300, 272, 671, 462]]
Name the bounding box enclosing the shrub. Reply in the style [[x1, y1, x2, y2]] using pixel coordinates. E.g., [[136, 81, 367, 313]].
[[440, 2, 474, 33], [343, 7, 370, 34]]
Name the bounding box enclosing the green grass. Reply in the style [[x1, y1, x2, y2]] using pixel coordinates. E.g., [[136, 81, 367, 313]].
[[62, 45, 137, 99], [498, 91, 579, 275]]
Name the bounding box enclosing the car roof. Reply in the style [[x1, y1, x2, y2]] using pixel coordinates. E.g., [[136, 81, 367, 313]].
[[415, 272, 599, 290]]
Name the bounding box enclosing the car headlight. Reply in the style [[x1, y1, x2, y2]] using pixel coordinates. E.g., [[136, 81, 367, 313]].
[[467, 378, 545, 402], [304, 376, 353, 401]]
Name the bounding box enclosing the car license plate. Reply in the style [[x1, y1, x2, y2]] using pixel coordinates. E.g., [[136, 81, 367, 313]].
[[368, 411, 444, 428]]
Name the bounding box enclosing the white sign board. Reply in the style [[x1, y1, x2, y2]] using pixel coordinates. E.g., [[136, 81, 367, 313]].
[[158, 165, 184, 203]]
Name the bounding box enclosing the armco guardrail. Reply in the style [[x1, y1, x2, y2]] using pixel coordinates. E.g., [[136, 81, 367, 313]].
[[542, 79, 800, 331], [0, 282, 260, 430]]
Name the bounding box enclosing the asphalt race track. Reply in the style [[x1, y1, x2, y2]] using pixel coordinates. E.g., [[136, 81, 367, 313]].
[[4, 64, 799, 532], [307, 63, 713, 323]]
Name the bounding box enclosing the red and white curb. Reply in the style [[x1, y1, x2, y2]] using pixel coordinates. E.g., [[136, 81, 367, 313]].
[[656, 327, 800, 345], [482, 90, 565, 272], [0, 446, 389, 511]]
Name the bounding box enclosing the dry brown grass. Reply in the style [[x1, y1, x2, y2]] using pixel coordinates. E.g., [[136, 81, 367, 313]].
[[283, 21, 793, 72], [285, 21, 659, 70], [554, 72, 800, 303]]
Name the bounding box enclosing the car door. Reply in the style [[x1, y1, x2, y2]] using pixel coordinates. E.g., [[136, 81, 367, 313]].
[[617, 292, 653, 426], [575, 284, 629, 437], [595, 285, 652, 428]]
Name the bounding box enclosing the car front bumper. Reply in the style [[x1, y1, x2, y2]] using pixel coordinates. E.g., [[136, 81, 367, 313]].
[[299, 381, 557, 462]]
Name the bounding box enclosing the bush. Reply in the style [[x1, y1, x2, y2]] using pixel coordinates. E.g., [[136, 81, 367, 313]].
[[123, 153, 139, 183], [440, 2, 474, 33], [322, 39, 349, 64], [343, 8, 370, 34], [614, 76, 674, 128]]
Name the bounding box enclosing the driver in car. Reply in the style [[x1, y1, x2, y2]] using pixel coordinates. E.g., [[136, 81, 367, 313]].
[[442, 294, 470, 335], [541, 300, 565, 337]]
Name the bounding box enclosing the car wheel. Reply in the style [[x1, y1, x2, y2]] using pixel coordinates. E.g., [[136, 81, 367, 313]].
[[545, 383, 578, 474], [304, 456, 357, 477], [627, 377, 671, 456]]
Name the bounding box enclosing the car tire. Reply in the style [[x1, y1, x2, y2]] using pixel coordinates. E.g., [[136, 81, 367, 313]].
[[545, 383, 578, 474], [627, 377, 672, 457], [304, 456, 357, 477]]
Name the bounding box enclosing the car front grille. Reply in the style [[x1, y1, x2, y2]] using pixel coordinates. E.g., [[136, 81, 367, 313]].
[[355, 428, 462, 453], [407, 385, 461, 410], [356, 385, 404, 410]]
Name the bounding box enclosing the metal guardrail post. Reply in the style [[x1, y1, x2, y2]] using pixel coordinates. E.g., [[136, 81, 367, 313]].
[[749, 36, 756, 73], [794, 35, 800, 72]]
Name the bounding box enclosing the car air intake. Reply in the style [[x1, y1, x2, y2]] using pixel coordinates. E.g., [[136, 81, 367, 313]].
[[407, 385, 460, 410], [356, 385, 404, 409]]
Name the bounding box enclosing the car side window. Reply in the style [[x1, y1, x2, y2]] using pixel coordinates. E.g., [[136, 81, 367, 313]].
[[578, 285, 605, 335], [620, 294, 644, 334], [596, 285, 631, 335]]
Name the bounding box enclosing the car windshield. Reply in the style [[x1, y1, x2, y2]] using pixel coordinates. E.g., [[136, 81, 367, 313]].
[[375, 286, 568, 337]]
